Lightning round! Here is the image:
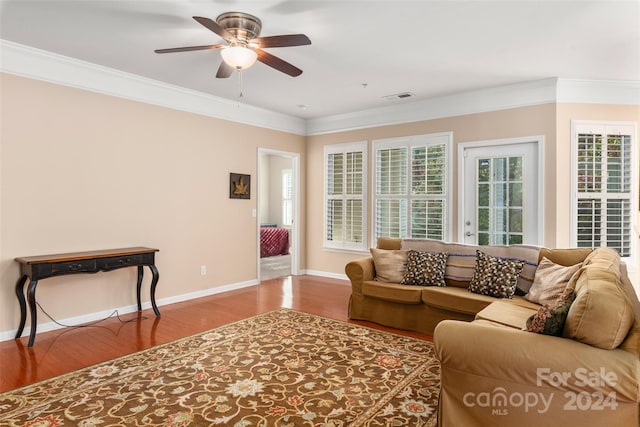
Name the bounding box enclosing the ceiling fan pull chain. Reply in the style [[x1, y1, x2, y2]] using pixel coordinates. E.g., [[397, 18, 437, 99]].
[[238, 69, 245, 99]]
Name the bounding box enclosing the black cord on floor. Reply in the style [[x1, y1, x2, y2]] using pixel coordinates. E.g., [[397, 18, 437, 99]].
[[36, 301, 147, 329]]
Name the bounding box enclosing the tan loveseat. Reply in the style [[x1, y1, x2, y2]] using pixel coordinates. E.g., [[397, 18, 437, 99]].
[[345, 238, 639, 426]]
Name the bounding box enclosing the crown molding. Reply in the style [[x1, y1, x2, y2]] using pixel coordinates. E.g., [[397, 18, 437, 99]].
[[2, 40, 637, 137], [305, 78, 560, 135], [306, 78, 640, 135], [0, 40, 307, 136], [556, 78, 640, 105]]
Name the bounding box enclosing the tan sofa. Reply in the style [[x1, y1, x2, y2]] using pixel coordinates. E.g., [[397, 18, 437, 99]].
[[345, 238, 639, 426], [435, 247, 640, 426], [346, 237, 586, 335]]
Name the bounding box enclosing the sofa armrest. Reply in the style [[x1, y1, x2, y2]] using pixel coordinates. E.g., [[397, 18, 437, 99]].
[[434, 320, 639, 401], [345, 257, 375, 295]]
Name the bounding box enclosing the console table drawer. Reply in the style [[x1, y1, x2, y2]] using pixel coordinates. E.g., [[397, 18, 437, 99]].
[[51, 259, 97, 274], [101, 254, 146, 269]]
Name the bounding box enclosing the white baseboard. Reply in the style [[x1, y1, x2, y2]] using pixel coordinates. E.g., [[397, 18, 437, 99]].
[[301, 270, 349, 281], [1, 279, 259, 342]]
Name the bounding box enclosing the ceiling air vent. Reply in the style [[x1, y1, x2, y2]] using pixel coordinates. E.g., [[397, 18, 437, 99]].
[[382, 92, 415, 101]]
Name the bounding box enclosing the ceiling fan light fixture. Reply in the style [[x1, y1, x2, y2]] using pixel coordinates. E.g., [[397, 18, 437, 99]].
[[221, 45, 258, 70]]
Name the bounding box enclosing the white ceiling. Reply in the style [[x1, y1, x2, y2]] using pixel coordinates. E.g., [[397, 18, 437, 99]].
[[1, 0, 639, 120]]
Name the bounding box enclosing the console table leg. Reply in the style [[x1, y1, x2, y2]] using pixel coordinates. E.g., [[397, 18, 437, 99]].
[[26, 279, 38, 348], [149, 264, 160, 316], [136, 266, 144, 311], [14, 275, 28, 339]]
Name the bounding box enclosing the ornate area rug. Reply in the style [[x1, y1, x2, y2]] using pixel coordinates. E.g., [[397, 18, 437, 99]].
[[0, 309, 439, 426]]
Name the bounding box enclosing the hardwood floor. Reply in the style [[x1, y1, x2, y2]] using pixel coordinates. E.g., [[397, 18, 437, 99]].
[[0, 275, 432, 393]]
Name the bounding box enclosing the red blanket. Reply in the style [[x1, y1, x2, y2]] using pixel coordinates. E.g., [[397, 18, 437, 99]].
[[260, 227, 290, 257]]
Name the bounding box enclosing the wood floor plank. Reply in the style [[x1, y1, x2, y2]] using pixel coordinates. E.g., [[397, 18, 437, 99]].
[[0, 275, 432, 393]]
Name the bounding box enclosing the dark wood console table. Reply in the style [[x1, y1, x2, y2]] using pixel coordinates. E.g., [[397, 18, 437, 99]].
[[15, 247, 160, 347]]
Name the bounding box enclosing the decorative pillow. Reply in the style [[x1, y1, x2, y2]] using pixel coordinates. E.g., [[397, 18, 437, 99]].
[[525, 287, 576, 335], [468, 250, 525, 298], [526, 257, 582, 305], [401, 251, 448, 286], [370, 248, 409, 283]]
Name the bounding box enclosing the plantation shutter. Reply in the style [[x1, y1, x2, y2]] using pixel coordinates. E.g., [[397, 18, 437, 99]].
[[376, 147, 408, 238], [411, 144, 447, 239], [574, 123, 634, 257], [374, 134, 451, 241], [325, 142, 367, 250]]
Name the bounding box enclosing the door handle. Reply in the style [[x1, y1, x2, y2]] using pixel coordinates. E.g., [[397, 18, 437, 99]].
[[465, 231, 475, 237]]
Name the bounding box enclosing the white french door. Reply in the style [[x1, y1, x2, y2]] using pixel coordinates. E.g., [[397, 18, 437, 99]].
[[460, 139, 542, 245]]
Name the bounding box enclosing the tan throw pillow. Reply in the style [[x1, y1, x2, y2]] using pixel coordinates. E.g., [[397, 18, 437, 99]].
[[370, 248, 409, 283], [526, 257, 582, 305]]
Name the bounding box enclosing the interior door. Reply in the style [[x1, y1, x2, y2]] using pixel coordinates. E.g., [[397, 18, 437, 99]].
[[462, 141, 540, 245]]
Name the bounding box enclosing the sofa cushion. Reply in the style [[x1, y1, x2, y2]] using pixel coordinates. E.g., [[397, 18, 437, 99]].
[[526, 257, 582, 305], [563, 248, 635, 350], [475, 300, 538, 329], [362, 280, 422, 304], [401, 250, 448, 286], [525, 287, 576, 335], [422, 286, 496, 315], [468, 250, 524, 298], [370, 248, 408, 283]]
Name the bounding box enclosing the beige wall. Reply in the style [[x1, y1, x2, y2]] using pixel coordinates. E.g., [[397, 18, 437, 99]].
[[306, 104, 558, 275], [0, 73, 306, 335], [2, 71, 638, 337]]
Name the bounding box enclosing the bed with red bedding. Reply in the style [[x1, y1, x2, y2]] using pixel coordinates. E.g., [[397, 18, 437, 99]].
[[260, 227, 290, 257]]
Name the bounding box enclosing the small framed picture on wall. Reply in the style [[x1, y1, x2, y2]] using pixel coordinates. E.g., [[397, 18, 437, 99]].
[[230, 173, 251, 199]]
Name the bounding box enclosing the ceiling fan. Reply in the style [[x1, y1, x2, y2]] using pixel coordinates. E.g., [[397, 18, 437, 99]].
[[155, 12, 311, 78]]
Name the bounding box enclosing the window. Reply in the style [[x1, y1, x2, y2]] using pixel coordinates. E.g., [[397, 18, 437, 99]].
[[572, 121, 636, 258], [373, 133, 452, 241], [324, 142, 367, 250], [282, 169, 293, 226]]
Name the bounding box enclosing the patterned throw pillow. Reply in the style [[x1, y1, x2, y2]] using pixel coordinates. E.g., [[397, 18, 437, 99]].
[[526, 257, 582, 305], [525, 287, 577, 335], [468, 250, 525, 298], [401, 251, 448, 286]]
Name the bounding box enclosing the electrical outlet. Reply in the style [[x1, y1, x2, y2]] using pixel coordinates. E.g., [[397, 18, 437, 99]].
[[200, 265, 207, 276]]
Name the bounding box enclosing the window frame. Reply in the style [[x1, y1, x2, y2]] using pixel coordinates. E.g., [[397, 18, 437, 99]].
[[570, 120, 637, 261], [372, 132, 453, 242], [323, 141, 368, 251]]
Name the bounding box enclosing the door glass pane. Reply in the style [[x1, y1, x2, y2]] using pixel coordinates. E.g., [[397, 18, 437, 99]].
[[509, 157, 523, 180], [476, 155, 525, 245], [478, 183, 490, 206], [478, 159, 490, 182], [509, 183, 523, 206], [493, 158, 507, 181]]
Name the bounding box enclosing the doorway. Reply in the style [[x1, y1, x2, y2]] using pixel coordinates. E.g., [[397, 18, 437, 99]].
[[257, 149, 300, 281], [458, 137, 543, 245]]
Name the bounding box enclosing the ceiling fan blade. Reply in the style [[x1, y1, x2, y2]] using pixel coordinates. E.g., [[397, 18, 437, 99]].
[[250, 34, 311, 48], [255, 49, 303, 77], [155, 44, 225, 54], [216, 61, 234, 78], [193, 16, 236, 42]]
